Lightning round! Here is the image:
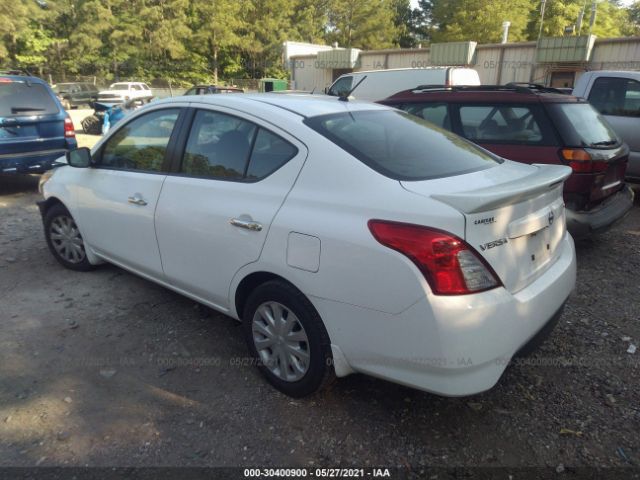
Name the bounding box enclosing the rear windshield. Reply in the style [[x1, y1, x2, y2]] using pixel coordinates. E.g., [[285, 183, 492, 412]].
[[0, 81, 59, 116], [547, 102, 621, 148], [304, 110, 500, 181]]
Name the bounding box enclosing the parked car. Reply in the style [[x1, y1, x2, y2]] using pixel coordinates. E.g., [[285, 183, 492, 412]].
[[0, 73, 77, 173], [38, 94, 576, 397], [573, 70, 640, 182], [325, 67, 481, 102], [380, 84, 634, 238], [97, 82, 153, 103], [52, 82, 99, 109], [184, 85, 244, 95]]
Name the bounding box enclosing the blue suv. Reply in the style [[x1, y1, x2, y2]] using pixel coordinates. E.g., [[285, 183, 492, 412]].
[[0, 74, 77, 173]]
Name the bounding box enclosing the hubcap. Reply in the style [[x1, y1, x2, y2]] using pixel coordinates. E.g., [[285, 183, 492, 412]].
[[49, 215, 86, 264], [252, 301, 310, 382]]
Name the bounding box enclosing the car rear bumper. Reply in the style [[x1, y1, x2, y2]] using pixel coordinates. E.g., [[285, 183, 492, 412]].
[[566, 185, 634, 238], [313, 234, 576, 396], [0, 147, 74, 173]]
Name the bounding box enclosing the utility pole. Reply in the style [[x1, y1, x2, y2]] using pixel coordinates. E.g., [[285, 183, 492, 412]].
[[588, 1, 598, 34], [538, 0, 547, 41]]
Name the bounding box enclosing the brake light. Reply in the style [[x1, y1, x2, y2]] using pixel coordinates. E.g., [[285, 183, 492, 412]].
[[64, 115, 75, 138], [561, 148, 607, 173], [368, 220, 501, 295], [0, 77, 13, 83]]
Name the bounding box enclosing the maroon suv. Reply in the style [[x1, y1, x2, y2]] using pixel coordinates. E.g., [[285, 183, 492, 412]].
[[380, 84, 634, 238]]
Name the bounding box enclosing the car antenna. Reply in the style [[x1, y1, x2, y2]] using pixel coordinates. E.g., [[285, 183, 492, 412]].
[[339, 76, 367, 102]]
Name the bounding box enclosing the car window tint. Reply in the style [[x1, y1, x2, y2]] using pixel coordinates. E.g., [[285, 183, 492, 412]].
[[401, 103, 451, 129], [182, 110, 257, 179], [305, 110, 499, 181], [101, 109, 179, 172], [589, 77, 640, 117], [0, 81, 58, 116], [246, 128, 297, 179], [459, 105, 544, 144]]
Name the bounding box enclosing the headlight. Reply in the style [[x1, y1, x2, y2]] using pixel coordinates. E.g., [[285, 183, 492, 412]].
[[38, 169, 55, 194]]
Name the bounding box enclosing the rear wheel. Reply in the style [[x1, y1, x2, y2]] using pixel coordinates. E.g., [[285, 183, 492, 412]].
[[44, 204, 93, 271], [243, 280, 334, 397]]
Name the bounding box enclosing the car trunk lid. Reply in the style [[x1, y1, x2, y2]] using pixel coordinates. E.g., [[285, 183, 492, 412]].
[[401, 162, 571, 293]]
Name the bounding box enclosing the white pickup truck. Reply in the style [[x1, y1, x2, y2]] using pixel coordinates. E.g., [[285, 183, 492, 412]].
[[97, 82, 153, 104], [573, 71, 640, 181]]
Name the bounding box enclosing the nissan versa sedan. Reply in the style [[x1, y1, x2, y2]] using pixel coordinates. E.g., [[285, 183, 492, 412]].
[[38, 94, 576, 397]]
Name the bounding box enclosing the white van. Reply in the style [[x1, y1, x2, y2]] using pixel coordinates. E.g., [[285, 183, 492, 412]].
[[325, 67, 481, 102]]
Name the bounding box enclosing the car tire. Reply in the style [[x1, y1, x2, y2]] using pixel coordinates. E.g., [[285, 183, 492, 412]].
[[243, 280, 334, 397], [81, 115, 102, 135], [44, 204, 94, 272]]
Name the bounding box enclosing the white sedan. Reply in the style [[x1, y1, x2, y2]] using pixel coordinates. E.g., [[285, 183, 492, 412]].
[[38, 94, 576, 397]]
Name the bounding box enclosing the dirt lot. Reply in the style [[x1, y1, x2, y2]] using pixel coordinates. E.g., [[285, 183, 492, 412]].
[[0, 175, 639, 475]]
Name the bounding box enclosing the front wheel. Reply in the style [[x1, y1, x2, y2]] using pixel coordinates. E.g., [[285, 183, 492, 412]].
[[243, 280, 334, 397], [44, 204, 94, 271]]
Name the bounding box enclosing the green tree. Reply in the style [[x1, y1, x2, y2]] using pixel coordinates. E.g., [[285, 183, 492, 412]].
[[431, 0, 535, 43], [189, 0, 245, 82], [327, 0, 399, 49]]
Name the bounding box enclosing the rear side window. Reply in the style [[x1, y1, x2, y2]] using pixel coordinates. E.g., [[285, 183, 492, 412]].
[[246, 129, 298, 179], [101, 109, 180, 171], [588, 77, 640, 117], [182, 110, 257, 179], [304, 110, 500, 181], [0, 81, 59, 116], [458, 105, 550, 145], [181, 110, 297, 180], [547, 102, 621, 148], [400, 103, 451, 130]]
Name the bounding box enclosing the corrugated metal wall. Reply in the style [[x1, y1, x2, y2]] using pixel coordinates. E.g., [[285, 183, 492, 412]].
[[291, 37, 640, 92]]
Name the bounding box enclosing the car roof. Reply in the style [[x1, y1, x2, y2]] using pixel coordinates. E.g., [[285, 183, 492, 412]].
[[0, 74, 48, 85], [382, 85, 585, 104], [153, 93, 388, 118]]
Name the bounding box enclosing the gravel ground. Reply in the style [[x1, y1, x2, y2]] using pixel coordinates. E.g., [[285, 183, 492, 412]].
[[0, 175, 639, 475]]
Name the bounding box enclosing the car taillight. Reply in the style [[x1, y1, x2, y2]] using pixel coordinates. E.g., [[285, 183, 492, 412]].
[[561, 148, 607, 173], [368, 220, 501, 295], [64, 115, 75, 138]]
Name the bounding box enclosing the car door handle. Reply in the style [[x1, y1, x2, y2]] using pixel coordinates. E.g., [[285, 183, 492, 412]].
[[127, 195, 147, 206], [230, 218, 263, 231]]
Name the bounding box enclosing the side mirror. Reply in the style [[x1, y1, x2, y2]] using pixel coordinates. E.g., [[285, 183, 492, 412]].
[[324, 87, 329, 94], [66, 147, 92, 168]]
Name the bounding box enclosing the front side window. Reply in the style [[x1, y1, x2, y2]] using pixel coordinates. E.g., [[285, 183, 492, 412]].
[[181, 110, 298, 180], [305, 110, 500, 181], [588, 77, 640, 117], [110, 83, 130, 90], [101, 109, 180, 172], [458, 105, 546, 144], [328, 76, 353, 97]]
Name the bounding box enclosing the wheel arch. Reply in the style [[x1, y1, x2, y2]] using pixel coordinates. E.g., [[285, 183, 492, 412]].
[[38, 195, 66, 217], [234, 271, 299, 321]]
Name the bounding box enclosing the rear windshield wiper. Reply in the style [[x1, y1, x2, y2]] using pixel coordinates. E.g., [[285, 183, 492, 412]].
[[590, 140, 617, 147], [11, 107, 46, 113]]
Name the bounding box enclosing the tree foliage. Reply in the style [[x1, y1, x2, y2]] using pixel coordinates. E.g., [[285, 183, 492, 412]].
[[0, 0, 635, 83]]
